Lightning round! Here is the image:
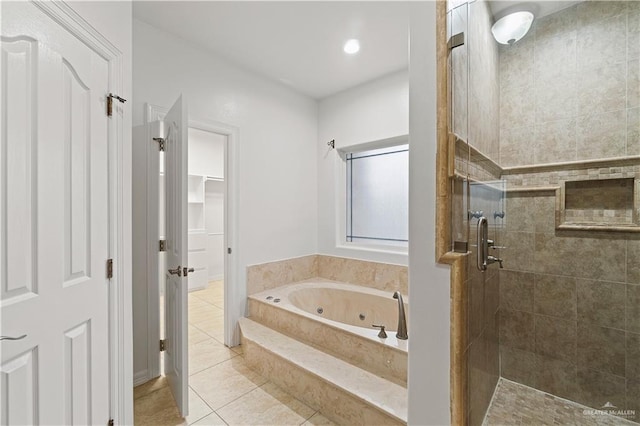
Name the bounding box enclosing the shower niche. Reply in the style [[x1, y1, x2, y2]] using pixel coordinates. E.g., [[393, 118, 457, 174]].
[[558, 177, 640, 231]]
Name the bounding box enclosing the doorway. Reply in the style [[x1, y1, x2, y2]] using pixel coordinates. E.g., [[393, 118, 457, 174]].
[[159, 125, 228, 356], [133, 103, 240, 418]]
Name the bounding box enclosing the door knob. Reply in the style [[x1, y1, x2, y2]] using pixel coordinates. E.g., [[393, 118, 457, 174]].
[[0, 334, 27, 341], [168, 266, 182, 276], [183, 267, 195, 276]]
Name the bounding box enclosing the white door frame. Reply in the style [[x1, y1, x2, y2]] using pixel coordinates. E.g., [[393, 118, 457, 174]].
[[145, 103, 240, 378], [24, 2, 131, 424]]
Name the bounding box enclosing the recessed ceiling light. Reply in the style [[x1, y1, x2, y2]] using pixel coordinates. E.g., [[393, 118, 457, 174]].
[[343, 39, 360, 54]]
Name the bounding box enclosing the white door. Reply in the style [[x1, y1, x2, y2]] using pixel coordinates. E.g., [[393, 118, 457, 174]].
[[1, 2, 111, 424], [164, 96, 189, 416]]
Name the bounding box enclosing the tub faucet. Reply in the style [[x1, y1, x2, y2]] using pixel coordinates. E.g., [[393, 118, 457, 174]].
[[393, 291, 408, 340]]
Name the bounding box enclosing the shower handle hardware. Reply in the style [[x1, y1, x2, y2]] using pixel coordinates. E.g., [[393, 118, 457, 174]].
[[372, 324, 387, 339], [183, 267, 195, 276], [487, 255, 504, 269], [469, 210, 484, 220], [0, 335, 27, 341], [477, 217, 488, 271], [327, 139, 335, 149], [486, 240, 507, 250], [477, 217, 505, 270], [168, 266, 182, 277], [494, 211, 505, 220]]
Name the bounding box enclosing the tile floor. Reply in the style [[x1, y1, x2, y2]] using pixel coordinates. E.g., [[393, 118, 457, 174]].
[[134, 281, 336, 426], [484, 378, 638, 426]]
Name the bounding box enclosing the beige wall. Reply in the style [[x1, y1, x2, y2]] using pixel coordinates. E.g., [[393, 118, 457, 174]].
[[495, 3, 640, 418], [499, 166, 640, 417], [451, 0, 640, 421], [499, 1, 640, 167]]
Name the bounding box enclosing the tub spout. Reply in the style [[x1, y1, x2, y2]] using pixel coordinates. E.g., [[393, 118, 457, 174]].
[[393, 291, 408, 340]]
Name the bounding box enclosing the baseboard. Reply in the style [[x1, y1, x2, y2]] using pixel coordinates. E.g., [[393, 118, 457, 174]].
[[133, 369, 150, 387], [208, 273, 224, 281]]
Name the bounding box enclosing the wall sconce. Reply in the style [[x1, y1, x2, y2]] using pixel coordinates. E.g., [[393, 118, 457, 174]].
[[491, 11, 534, 45]]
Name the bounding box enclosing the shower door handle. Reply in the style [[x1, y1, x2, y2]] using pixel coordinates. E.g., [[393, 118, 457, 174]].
[[477, 217, 488, 271]]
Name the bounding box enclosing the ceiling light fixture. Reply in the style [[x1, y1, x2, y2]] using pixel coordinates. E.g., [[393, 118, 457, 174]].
[[491, 11, 534, 45], [343, 39, 360, 54]]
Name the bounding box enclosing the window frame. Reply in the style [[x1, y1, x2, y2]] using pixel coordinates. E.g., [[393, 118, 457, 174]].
[[336, 135, 409, 255]]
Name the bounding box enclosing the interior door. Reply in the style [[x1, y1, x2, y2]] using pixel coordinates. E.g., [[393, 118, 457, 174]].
[[1, 2, 111, 424], [164, 95, 189, 416]]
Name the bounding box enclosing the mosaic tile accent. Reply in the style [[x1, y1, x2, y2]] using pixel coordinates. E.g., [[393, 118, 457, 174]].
[[484, 379, 638, 425], [455, 137, 502, 182]]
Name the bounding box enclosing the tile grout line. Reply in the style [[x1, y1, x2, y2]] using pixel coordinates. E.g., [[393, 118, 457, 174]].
[[189, 282, 230, 425], [210, 380, 270, 420], [187, 385, 230, 426], [299, 410, 321, 426]]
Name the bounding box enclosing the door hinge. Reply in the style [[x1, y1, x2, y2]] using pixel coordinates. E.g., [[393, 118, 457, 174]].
[[159, 240, 167, 252], [106, 93, 127, 117], [106, 259, 113, 279], [153, 137, 165, 152], [160, 339, 166, 352], [108, 419, 114, 426], [227, 247, 232, 254]]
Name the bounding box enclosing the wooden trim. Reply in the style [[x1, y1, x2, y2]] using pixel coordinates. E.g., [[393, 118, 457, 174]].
[[435, 0, 452, 262], [449, 254, 468, 426]]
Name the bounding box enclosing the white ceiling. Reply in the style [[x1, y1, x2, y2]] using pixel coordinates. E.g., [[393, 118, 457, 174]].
[[488, 1, 583, 20], [133, 1, 410, 99]]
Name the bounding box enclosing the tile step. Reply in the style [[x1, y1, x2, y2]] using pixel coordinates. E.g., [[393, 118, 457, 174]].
[[239, 317, 407, 425]]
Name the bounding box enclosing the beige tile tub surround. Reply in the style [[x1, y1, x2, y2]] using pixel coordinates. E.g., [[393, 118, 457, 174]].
[[317, 256, 408, 295], [246, 255, 408, 296], [239, 317, 407, 426], [246, 254, 319, 295], [248, 281, 408, 387]]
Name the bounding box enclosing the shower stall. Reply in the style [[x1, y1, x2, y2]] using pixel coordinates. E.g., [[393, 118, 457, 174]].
[[447, 1, 640, 424]]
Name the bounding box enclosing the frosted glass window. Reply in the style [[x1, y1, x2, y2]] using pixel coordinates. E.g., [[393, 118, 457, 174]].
[[346, 144, 408, 246]]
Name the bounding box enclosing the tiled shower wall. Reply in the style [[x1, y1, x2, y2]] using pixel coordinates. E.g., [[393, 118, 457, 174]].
[[496, 2, 640, 419], [450, 0, 501, 423], [451, 0, 500, 160], [499, 184, 640, 418], [499, 1, 640, 167]]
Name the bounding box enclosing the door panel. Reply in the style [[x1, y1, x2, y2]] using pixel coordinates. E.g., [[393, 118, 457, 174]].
[[1, 36, 37, 302], [164, 95, 189, 416], [0, 348, 38, 425], [1, 2, 110, 424]]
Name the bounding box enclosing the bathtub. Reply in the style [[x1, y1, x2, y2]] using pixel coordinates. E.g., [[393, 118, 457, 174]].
[[247, 279, 408, 386]]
